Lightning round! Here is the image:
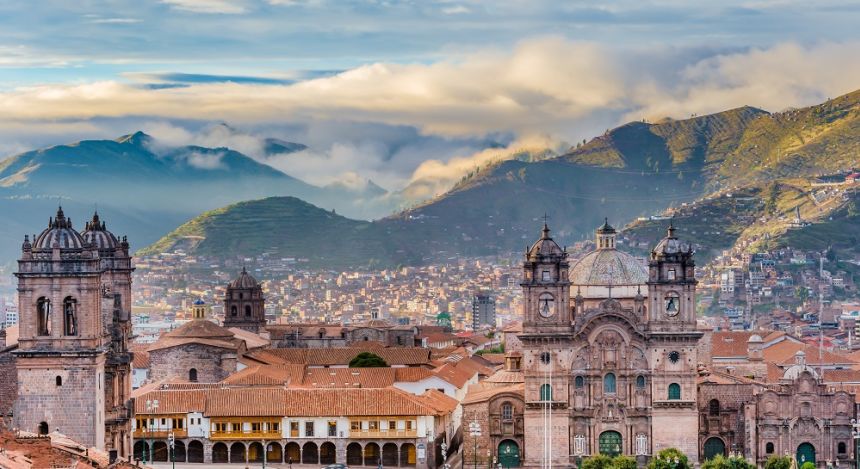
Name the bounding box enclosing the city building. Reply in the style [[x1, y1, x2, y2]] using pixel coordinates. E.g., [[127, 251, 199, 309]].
[[11, 209, 134, 458], [130, 386, 457, 467], [472, 294, 496, 330]]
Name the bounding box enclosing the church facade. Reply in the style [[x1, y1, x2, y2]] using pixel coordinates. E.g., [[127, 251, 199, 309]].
[[519, 220, 701, 466]]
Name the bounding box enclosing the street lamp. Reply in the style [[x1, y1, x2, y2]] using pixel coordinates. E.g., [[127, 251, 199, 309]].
[[469, 421, 482, 469], [852, 418, 860, 469], [145, 399, 159, 464]]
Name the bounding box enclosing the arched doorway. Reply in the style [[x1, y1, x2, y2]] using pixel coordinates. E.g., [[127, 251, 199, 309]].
[[383, 443, 399, 466], [347, 443, 363, 466], [797, 443, 816, 466], [599, 431, 622, 457], [212, 442, 229, 463], [173, 441, 187, 462], [498, 440, 521, 468], [248, 442, 264, 463], [703, 437, 726, 461], [303, 442, 319, 464], [133, 441, 149, 461], [285, 442, 301, 464], [38, 422, 49, 435], [321, 442, 337, 464], [188, 440, 205, 463], [364, 442, 380, 466], [153, 441, 169, 462], [230, 442, 246, 463], [267, 442, 283, 463], [400, 443, 416, 467]]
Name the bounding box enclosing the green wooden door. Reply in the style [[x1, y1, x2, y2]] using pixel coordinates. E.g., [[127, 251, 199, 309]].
[[796, 443, 815, 466], [599, 431, 622, 457], [498, 440, 520, 468], [703, 438, 726, 461]]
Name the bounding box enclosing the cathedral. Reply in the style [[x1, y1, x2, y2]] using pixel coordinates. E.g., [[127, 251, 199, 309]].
[[520, 220, 701, 466], [12, 208, 134, 459]]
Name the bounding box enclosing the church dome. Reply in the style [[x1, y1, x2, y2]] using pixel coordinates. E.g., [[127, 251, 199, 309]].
[[570, 219, 647, 287], [229, 267, 259, 289], [527, 223, 565, 260], [570, 249, 648, 286], [33, 207, 85, 250], [81, 212, 119, 250], [652, 221, 692, 258]]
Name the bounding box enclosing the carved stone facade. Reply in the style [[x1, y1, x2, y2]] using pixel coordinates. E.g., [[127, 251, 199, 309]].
[[519, 221, 702, 467], [13, 209, 134, 458]]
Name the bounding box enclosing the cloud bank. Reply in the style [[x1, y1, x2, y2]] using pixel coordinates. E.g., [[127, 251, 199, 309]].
[[0, 38, 859, 196]]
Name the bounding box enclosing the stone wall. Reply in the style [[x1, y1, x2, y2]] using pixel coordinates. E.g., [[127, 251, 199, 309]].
[[13, 353, 106, 448], [149, 344, 235, 383]]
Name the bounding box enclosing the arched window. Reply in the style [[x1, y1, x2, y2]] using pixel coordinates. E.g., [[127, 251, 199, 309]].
[[63, 296, 78, 336], [239, 292, 244, 300], [189, 368, 198, 382], [540, 352, 551, 365], [766, 442, 774, 454], [539, 384, 552, 401], [38, 422, 48, 435], [575, 376, 584, 388], [37, 297, 51, 336], [838, 442, 847, 454], [604, 373, 616, 394], [709, 399, 720, 416], [501, 403, 513, 420], [668, 383, 681, 400], [55, 376, 62, 387], [245, 305, 252, 317], [636, 375, 645, 389], [230, 305, 237, 317]]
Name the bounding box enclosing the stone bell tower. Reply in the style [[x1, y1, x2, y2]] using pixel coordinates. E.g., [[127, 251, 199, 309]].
[[14, 208, 108, 448], [519, 223, 573, 468], [646, 221, 702, 461]]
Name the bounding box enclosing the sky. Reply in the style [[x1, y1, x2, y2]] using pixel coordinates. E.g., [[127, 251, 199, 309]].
[[1, 0, 860, 194]]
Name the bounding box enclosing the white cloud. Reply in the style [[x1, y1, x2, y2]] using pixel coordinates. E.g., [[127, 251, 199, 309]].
[[185, 150, 227, 169], [159, 0, 249, 14], [1, 38, 859, 195], [441, 5, 470, 14]]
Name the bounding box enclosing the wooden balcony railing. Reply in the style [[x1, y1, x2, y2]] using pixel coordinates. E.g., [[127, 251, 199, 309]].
[[133, 429, 187, 439], [350, 429, 418, 439], [210, 429, 282, 440]]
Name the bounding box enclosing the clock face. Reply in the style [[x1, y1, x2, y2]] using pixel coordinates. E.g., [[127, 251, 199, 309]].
[[539, 293, 555, 318], [665, 295, 680, 317]]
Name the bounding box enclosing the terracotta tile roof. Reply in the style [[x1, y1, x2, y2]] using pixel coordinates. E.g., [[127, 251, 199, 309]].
[[502, 322, 522, 333], [478, 353, 506, 366], [206, 387, 286, 416], [146, 336, 241, 353], [394, 367, 435, 382], [433, 357, 491, 388], [227, 327, 271, 350], [133, 386, 457, 417], [166, 319, 235, 339], [132, 350, 150, 369], [710, 331, 758, 358], [222, 364, 306, 386], [299, 367, 397, 388], [823, 368, 860, 383], [763, 340, 858, 366], [133, 388, 208, 414], [247, 346, 432, 367], [462, 383, 524, 405]]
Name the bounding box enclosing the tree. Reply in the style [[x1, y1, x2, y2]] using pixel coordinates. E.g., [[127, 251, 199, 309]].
[[582, 455, 614, 469], [648, 448, 690, 469], [611, 455, 638, 469], [801, 462, 815, 469], [702, 455, 755, 469], [764, 455, 792, 469], [349, 352, 388, 368]]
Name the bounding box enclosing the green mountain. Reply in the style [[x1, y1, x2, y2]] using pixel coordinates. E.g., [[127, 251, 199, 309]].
[[143, 88, 860, 268], [138, 197, 406, 269]]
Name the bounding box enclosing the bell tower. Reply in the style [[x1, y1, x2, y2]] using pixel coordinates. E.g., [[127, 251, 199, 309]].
[[520, 223, 572, 468], [14, 208, 108, 448], [646, 221, 702, 461]]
